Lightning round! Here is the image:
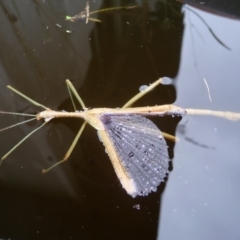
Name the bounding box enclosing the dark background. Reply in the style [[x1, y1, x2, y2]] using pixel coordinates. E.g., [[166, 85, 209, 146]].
[[0, 1, 240, 240]]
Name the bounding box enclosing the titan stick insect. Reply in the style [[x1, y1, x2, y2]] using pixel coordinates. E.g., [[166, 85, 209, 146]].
[[0, 78, 239, 197]]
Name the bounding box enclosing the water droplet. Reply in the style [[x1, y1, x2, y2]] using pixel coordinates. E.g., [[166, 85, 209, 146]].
[[161, 77, 172, 85], [133, 204, 140, 210], [128, 152, 134, 158], [139, 85, 148, 92]]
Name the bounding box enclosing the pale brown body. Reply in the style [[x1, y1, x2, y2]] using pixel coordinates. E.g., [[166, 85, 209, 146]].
[[1, 78, 240, 197]]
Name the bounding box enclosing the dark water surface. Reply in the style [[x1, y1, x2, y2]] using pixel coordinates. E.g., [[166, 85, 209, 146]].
[[0, 1, 239, 240]]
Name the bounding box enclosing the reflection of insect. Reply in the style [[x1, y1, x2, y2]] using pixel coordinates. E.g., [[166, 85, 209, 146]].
[[65, 1, 137, 24], [1, 78, 240, 197]]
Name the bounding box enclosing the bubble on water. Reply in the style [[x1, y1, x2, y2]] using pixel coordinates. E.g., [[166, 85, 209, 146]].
[[133, 204, 141, 210], [139, 85, 148, 92], [161, 77, 172, 85]]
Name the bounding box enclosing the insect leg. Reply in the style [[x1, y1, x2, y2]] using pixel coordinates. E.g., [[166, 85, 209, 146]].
[[67, 83, 77, 111], [65, 79, 86, 109], [42, 121, 87, 173], [162, 132, 179, 142], [122, 78, 163, 108]]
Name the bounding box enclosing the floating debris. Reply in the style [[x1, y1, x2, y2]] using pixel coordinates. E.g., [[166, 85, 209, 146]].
[[66, 1, 137, 24]]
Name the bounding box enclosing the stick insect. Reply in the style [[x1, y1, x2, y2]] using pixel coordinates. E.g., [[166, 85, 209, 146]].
[[65, 1, 137, 24], [0, 78, 240, 197]]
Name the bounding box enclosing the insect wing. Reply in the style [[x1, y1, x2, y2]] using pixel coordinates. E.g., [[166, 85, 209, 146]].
[[100, 114, 169, 197]]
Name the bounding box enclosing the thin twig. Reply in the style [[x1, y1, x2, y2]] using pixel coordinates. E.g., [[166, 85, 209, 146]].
[[203, 78, 212, 102]]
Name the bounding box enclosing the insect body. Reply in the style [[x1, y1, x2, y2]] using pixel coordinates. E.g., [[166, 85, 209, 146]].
[[37, 105, 185, 197], [1, 78, 239, 197]]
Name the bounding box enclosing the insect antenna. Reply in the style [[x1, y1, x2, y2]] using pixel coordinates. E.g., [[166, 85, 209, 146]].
[[0, 121, 48, 166], [0, 117, 36, 133], [1, 85, 50, 164], [0, 111, 35, 117], [7, 85, 48, 110]]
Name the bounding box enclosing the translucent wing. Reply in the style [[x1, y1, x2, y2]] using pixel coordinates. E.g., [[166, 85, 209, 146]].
[[99, 114, 169, 197]]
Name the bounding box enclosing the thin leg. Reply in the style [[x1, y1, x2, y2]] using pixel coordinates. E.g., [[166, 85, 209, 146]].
[[67, 84, 77, 111], [1, 121, 48, 164], [7, 85, 48, 110], [162, 132, 179, 142], [122, 78, 178, 141], [122, 78, 163, 108], [65, 79, 86, 109], [42, 121, 87, 173]]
